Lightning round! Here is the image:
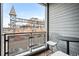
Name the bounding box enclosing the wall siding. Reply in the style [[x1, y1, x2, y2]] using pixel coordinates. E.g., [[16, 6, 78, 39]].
[[49, 3, 79, 55]]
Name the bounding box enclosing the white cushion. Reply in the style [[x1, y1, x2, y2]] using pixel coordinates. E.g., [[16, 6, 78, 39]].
[[47, 41, 57, 46], [50, 51, 69, 56]]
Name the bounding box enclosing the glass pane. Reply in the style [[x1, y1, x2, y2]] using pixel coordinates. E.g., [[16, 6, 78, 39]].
[[31, 32, 46, 49], [9, 34, 30, 56]]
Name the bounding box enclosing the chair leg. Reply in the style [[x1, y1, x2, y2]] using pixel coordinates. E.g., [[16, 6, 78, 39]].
[[53, 46, 57, 52], [47, 47, 54, 56], [47, 45, 58, 56]]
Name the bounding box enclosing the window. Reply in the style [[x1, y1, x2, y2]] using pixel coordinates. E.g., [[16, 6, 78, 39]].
[[3, 3, 47, 56]]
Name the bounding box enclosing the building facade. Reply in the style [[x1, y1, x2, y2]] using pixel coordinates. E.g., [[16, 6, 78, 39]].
[[3, 6, 46, 33]]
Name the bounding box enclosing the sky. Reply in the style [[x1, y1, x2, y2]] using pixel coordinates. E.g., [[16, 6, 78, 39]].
[[3, 3, 45, 27]]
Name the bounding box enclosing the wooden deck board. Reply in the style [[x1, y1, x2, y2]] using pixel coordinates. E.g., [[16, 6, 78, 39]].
[[33, 50, 52, 56]]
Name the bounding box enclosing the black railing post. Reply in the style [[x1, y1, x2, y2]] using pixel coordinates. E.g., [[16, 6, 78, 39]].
[[7, 36, 9, 56], [67, 41, 69, 55], [4, 34, 9, 56], [4, 34, 6, 56]]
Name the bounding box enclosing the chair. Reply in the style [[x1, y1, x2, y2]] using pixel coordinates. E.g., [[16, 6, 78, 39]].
[[46, 33, 59, 55], [47, 41, 57, 53], [47, 33, 69, 56]]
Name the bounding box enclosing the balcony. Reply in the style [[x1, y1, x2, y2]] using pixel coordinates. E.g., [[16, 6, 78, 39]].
[[4, 32, 47, 56]]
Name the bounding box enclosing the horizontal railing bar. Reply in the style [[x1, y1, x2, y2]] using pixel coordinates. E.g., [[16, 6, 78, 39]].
[[3, 32, 46, 35]]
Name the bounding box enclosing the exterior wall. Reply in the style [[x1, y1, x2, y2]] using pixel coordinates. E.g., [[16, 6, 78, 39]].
[[0, 3, 5, 56], [0, 3, 1, 56], [49, 3, 79, 55]]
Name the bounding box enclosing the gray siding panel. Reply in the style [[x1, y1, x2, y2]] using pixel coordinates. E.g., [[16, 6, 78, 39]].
[[49, 3, 79, 55]]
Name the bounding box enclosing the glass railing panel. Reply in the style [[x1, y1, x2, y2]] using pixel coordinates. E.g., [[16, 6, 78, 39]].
[[30, 32, 46, 49], [4, 32, 46, 56], [8, 34, 30, 56]]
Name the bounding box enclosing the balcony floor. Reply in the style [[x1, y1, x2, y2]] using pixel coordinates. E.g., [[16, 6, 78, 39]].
[[33, 49, 52, 56]]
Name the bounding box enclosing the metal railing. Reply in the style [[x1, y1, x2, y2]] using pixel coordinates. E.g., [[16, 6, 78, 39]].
[[4, 32, 47, 56]]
